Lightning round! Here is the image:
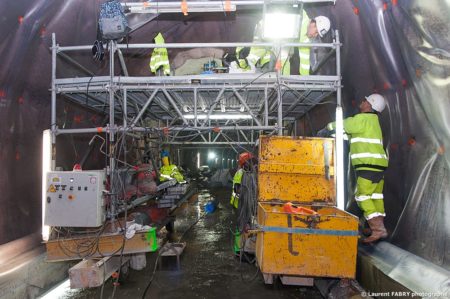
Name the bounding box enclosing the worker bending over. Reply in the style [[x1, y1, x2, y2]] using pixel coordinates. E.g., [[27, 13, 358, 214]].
[[319, 94, 388, 243], [230, 13, 331, 76], [159, 150, 185, 184]]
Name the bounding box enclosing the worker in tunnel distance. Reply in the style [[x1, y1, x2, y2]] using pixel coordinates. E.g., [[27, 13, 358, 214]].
[[318, 94, 389, 243], [230, 152, 257, 255], [159, 150, 186, 184]]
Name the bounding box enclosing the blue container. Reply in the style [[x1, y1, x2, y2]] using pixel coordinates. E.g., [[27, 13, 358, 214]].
[[204, 201, 217, 214]]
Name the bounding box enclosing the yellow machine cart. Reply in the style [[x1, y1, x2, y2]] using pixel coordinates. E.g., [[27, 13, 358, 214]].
[[256, 136, 358, 285]]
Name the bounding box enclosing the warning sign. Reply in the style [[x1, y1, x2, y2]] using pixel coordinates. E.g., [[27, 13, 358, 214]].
[[48, 184, 56, 193]]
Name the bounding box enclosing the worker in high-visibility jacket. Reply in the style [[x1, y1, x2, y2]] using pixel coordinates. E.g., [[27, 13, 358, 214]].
[[159, 150, 185, 183], [230, 152, 255, 254], [246, 11, 323, 75], [149, 33, 170, 76], [233, 23, 272, 73], [281, 10, 311, 75], [319, 94, 388, 243], [305, 16, 331, 74]]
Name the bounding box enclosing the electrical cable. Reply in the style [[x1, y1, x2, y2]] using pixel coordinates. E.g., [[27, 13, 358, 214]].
[[142, 201, 207, 299], [236, 167, 258, 234]]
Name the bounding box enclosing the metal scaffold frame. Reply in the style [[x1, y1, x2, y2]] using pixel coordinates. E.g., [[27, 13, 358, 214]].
[[50, 36, 342, 146], [49, 29, 344, 210]]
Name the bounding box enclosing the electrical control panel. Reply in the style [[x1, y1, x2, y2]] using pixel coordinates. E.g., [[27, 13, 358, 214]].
[[44, 171, 106, 227]]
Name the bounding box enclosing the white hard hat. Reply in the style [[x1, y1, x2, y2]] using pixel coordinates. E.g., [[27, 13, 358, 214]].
[[365, 93, 386, 112], [315, 16, 331, 37]]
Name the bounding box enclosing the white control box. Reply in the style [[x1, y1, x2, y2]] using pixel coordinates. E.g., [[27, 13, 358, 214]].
[[45, 171, 106, 227]]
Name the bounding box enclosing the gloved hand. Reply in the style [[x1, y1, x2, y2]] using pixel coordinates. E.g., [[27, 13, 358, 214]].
[[316, 127, 332, 137]]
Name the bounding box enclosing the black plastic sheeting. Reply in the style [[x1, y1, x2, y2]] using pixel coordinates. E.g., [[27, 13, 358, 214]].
[[0, 0, 448, 270]]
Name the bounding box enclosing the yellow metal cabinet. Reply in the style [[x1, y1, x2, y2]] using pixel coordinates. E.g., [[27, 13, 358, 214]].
[[256, 136, 358, 282], [256, 203, 358, 278]]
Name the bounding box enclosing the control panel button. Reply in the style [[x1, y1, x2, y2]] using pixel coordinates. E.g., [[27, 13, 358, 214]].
[[78, 186, 81, 191]]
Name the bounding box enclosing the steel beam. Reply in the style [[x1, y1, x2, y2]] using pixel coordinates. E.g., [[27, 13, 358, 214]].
[[232, 88, 262, 126], [56, 125, 278, 135], [202, 88, 225, 127], [162, 89, 188, 125], [130, 89, 158, 127], [58, 41, 338, 52], [57, 51, 94, 76], [162, 141, 256, 145], [51, 33, 57, 170], [117, 48, 129, 76], [283, 90, 311, 117]]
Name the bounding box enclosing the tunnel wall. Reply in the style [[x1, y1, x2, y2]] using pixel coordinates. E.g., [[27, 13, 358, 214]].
[[0, 0, 448, 269]]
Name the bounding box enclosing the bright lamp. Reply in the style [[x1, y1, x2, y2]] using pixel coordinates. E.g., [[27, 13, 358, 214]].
[[263, 12, 300, 39]]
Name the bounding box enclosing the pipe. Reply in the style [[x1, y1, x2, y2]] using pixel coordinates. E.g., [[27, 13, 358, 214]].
[[335, 30, 345, 210], [56, 125, 279, 134], [58, 42, 338, 52], [51, 33, 57, 170]]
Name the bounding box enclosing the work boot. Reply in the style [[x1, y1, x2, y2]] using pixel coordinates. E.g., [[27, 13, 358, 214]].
[[362, 216, 388, 244], [377, 216, 388, 238]]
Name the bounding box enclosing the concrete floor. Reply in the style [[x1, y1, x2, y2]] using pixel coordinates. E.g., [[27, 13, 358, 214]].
[[63, 187, 323, 299]]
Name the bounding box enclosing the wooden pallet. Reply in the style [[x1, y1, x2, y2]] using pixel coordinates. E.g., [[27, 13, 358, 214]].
[[262, 272, 314, 286], [69, 255, 131, 288], [46, 229, 158, 262]]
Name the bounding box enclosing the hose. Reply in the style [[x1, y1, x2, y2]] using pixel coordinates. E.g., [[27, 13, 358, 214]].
[[237, 167, 258, 233]]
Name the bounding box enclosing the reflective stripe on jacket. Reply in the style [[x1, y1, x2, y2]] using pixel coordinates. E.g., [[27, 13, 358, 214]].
[[328, 113, 388, 171]]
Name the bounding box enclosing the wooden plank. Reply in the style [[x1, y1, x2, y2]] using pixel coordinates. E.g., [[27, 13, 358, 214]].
[[45, 230, 157, 262], [69, 256, 130, 289], [280, 275, 314, 286]]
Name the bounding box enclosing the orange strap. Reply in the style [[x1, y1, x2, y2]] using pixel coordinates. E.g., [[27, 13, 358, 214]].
[[283, 202, 318, 215], [96, 127, 103, 133], [181, 0, 188, 16], [275, 59, 282, 71]]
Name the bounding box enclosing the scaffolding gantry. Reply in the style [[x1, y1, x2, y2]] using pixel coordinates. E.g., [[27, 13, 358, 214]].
[[51, 38, 341, 145]]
